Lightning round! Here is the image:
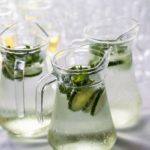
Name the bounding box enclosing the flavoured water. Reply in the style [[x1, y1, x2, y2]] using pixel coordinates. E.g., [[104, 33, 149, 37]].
[[48, 82, 116, 150], [0, 72, 55, 138], [106, 49, 142, 128]]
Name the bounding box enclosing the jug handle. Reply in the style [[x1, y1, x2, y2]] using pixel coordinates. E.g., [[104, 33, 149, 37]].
[[36, 73, 57, 122], [14, 58, 25, 118]]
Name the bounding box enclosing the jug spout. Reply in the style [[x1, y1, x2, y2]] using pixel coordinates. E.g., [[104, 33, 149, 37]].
[[116, 19, 140, 42]]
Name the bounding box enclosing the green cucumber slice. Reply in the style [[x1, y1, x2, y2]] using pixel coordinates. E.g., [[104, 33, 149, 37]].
[[68, 88, 95, 111], [25, 67, 42, 77], [108, 60, 124, 66], [83, 89, 100, 113], [2, 62, 14, 80], [91, 89, 106, 116]]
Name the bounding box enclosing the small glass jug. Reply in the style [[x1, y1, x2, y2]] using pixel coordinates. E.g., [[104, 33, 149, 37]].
[[36, 45, 116, 150], [0, 22, 55, 138], [83, 17, 142, 129]]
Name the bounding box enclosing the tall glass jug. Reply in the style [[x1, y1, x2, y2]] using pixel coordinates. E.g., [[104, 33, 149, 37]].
[[0, 22, 55, 138], [36, 45, 116, 150], [83, 17, 142, 129]]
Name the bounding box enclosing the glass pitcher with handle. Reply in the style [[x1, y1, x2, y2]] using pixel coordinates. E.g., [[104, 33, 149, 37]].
[[82, 17, 142, 129], [0, 22, 56, 138], [36, 45, 117, 150]]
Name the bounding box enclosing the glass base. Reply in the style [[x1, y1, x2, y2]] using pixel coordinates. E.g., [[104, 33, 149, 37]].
[[111, 107, 141, 129], [48, 129, 116, 150], [0, 117, 51, 140]]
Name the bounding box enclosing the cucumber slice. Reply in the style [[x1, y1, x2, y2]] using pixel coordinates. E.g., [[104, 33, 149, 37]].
[[108, 60, 124, 67], [25, 67, 42, 77], [83, 89, 100, 113], [68, 90, 77, 102], [68, 88, 95, 111], [2, 62, 14, 80], [91, 89, 106, 116]]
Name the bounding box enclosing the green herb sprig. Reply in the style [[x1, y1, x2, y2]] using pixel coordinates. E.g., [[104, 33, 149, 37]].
[[59, 65, 104, 116]]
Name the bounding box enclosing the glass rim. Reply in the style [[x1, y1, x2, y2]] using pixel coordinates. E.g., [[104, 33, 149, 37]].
[[52, 44, 110, 75], [83, 17, 140, 44], [61, 80, 103, 89], [0, 22, 49, 54]]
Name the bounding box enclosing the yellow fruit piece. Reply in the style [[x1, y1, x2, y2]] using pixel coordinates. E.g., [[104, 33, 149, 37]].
[[4, 35, 16, 48], [48, 35, 60, 53], [25, 15, 36, 21]]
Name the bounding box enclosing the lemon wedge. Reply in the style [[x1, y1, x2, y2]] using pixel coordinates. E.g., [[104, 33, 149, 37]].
[[48, 35, 60, 53], [4, 35, 16, 48]]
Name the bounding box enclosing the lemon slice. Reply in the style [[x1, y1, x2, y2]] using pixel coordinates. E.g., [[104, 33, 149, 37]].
[[4, 35, 16, 48], [25, 15, 36, 21], [48, 35, 60, 53]]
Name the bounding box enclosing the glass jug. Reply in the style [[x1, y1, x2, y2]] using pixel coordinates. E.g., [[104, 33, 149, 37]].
[[83, 17, 142, 129], [0, 22, 56, 138], [36, 45, 116, 150]]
